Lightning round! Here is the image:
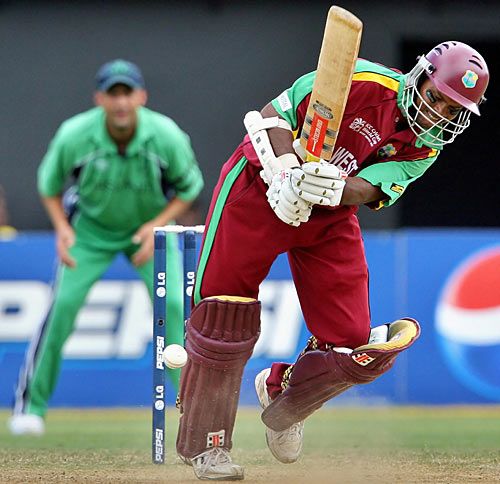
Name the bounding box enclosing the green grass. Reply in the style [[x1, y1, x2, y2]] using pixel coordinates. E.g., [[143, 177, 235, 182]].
[[1, 406, 499, 483]]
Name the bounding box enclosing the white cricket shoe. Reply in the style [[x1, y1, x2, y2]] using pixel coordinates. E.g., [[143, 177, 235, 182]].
[[8, 413, 45, 436], [191, 447, 244, 480], [255, 368, 304, 464]]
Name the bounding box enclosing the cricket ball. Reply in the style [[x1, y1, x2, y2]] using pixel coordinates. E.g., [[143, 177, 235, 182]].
[[162, 344, 188, 369]]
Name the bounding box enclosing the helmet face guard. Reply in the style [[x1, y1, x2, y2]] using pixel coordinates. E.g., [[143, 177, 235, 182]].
[[401, 42, 489, 149]]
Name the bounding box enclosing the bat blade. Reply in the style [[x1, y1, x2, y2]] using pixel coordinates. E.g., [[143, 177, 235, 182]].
[[300, 6, 363, 161]]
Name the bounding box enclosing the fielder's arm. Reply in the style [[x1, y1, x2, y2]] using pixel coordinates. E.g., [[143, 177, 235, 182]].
[[41, 195, 76, 268]]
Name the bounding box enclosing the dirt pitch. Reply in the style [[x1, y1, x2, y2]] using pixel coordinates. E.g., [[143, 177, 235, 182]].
[[1, 407, 499, 483]]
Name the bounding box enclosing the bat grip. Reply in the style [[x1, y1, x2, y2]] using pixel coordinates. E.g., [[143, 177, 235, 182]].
[[293, 139, 321, 163]]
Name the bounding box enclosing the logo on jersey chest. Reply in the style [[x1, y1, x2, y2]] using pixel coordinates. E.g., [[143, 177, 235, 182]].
[[349, 117, 381, 147], [377, 143, 397, 159], [95, 158, 108, 171]]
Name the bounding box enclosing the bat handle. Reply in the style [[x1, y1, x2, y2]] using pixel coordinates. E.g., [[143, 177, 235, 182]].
[[304, 152, 321, 163], [293, 139, 321, 163]]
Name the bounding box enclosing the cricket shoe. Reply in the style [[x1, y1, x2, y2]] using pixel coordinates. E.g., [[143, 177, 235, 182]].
[[8, 413, 45, 436], [191, 447, 244, 480], [255, 368, 304, 464]]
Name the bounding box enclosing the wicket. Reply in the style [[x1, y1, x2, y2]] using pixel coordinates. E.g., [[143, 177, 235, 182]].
[[152, 224, 205, 464]]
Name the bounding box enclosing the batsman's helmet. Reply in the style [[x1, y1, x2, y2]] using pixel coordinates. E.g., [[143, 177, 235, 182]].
[[401, 41, 489, 148]]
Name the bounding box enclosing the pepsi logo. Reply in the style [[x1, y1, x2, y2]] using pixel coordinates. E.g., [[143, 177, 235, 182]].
[[435, 247, 500, 400]]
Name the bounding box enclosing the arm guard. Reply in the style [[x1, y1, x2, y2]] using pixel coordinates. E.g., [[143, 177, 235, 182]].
[[243, 111, 299, 185]]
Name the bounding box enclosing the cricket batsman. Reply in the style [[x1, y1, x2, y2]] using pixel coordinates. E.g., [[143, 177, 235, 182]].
[[174, 40, 489, 481]]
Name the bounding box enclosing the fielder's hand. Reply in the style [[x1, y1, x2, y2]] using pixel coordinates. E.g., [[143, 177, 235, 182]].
[[56, 225, 76, 268], [266, 170, 312, 227], [131, 222, 155, 267]]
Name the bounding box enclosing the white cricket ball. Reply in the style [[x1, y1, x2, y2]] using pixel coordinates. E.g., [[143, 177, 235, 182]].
[[162, 344, 188, 369]]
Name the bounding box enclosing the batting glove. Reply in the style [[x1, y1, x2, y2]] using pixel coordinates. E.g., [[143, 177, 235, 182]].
[[290, 161, 347, 207], [266, 170, 312, 227]]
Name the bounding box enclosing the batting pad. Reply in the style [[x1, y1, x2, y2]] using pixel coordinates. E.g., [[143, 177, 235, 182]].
[[262, 318, 420, 431], [176, 296, 261, 458]]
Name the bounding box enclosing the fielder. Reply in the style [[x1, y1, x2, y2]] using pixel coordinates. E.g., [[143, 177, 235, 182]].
[[9, 59, 204, 436], [175, 41, 489, 480]]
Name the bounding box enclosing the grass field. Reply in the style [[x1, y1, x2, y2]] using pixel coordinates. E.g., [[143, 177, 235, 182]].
[[1, 406, 499, 483]]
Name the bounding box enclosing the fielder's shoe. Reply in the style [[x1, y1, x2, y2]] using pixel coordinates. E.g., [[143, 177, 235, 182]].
[[191, 447, 244, 480], [255, 368, 304, 464], [8, 413, 45, 436]]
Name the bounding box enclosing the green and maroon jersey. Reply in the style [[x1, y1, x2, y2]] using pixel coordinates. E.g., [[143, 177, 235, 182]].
[[271, 59, 440, 208]]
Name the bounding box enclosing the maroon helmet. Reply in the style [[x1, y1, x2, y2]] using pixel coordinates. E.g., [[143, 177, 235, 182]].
[[425, 41, 489, 115], [401, 41, 489, 148]]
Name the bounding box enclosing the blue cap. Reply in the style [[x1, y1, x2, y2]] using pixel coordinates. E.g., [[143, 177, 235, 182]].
[[95, 59, 145, 91]]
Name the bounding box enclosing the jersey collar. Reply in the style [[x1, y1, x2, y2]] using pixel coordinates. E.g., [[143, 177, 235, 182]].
[[92, 107, 154, 156]]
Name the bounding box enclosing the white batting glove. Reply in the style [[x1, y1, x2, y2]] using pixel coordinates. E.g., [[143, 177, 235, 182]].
[[290, 162, 347, 207], [266, 170, 312, 227], [259, 153, 300, 186]]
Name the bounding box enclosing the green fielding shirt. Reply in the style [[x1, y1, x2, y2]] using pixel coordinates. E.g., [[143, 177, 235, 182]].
[[38, 106, 203, 242]]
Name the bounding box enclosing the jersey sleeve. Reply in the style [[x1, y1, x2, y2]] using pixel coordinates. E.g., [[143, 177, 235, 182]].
[[37, 124, 75, 197], [271, 72, 315, 130], [356, 154, 438, 208], [161, 122, 204, 202]]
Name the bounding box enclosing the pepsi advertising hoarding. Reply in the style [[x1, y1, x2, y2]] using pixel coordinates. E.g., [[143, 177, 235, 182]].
[[0, 230, 499, 407]]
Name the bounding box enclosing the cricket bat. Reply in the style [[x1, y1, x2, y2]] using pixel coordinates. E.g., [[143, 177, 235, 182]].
[[300, 6, 363, 161]]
